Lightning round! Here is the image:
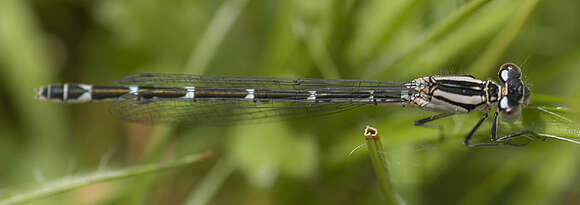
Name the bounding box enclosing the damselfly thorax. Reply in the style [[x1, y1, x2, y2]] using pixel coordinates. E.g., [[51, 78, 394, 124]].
[[404, 75, 501, 113], [37, 63, 534, 146]]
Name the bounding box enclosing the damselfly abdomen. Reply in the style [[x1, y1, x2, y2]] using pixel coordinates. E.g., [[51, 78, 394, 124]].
[[37, 63, 535, 146]]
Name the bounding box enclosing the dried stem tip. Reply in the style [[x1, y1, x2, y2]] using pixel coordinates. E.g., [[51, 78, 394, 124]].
[[364, 126, 379, 139]]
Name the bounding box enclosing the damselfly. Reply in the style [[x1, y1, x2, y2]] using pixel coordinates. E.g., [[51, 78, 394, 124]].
[[37, 63, 536, 146]]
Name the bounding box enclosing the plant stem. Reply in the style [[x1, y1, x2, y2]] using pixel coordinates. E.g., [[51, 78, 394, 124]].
[[364, 126, 399, 205]]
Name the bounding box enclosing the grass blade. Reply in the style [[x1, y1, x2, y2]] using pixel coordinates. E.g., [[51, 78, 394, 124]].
[[469, 0, 543, 76], [185, 0, 251, 74], [0, 152, 213, 205], [366, 0, 491, 77]]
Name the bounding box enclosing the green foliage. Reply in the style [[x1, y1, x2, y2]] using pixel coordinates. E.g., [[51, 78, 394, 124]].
[[0, 152, 212, 205], [0, 0, 579, 204]]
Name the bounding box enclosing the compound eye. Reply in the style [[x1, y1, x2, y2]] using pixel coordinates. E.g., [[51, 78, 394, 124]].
[[501, 105, 521, 122], [499, 96, 509, 110], [498, 63, 522, 83], [499, 95, 522, 122]]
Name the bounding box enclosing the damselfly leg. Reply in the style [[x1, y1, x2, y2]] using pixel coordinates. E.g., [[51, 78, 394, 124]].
[[462, 111, 543, 147], [415, 111, 540, 146], [489, 111, 546, 144], [413, 113, 455, 127], [413, 113, 455, 142]]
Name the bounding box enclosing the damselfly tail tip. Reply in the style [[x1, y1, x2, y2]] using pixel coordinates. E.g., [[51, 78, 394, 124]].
[[35, 86, 49, 101]]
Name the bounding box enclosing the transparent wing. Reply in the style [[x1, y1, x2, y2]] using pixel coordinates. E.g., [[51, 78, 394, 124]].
[[111, 73, 408, 125], [116, 73, 404, 89], [109, 97, 367, 125]]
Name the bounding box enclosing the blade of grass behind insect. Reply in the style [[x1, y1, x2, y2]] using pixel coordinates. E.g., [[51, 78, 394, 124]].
[[573, 87, 580, 121], [386, 0, 520, 79], [528, 58, 580, 142], [365, 0, 491, 78], [296, 0, 364, 78], [469, 0, 543, 76], [258, 0, 298, 75], [326, 0, 364, 74], [539, 86, 580, 142], [304, 27, 341, 79], [354, 0, 424, 66], [184, 0, 251, 74], [0, 152, 213, 205], [503, 106, 580, 142]]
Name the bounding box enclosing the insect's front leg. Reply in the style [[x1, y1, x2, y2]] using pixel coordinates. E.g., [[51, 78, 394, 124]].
[[462, 111, 530, 147], [463, 112, 504, 146], [490, 111, 545, 146]]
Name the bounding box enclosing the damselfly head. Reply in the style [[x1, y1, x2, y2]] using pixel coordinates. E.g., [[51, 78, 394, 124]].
[[497, 63, 530, 121]]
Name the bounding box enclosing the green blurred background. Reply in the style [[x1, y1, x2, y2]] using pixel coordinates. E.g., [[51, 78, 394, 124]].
[[1, 0, 579, 204]]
